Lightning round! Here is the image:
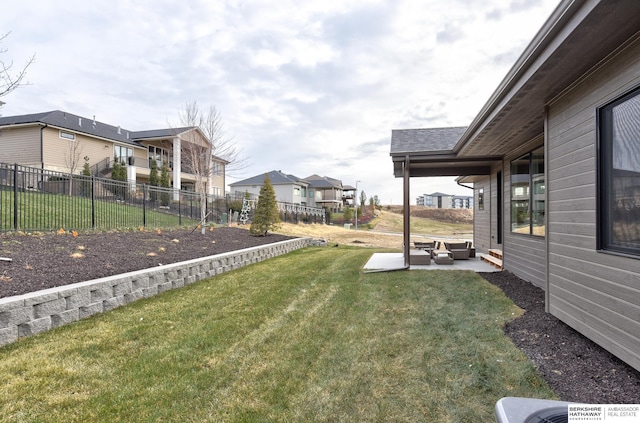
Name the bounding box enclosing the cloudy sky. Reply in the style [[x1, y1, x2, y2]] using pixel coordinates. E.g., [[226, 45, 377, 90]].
[[1, 0, 559, 205]]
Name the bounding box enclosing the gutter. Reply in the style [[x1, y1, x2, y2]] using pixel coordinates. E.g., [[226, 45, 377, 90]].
[[456, 179, 474, 191]]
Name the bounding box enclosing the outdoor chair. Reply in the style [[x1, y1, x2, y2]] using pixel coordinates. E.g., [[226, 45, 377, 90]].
[[413, 241, 436, 257], [443, 242, 471, 260]]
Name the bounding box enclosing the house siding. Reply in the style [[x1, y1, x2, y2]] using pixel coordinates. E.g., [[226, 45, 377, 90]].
[[42, 128, 126, 174], [547, 35, 640, 371], [473, 176, 491, 253], [0, 126, 42, 166], [503, 139, 547, 289]]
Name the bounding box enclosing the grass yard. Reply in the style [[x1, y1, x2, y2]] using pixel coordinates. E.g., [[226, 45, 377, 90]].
[[0, 247, 555, 422], [0, 190, 197, 232]]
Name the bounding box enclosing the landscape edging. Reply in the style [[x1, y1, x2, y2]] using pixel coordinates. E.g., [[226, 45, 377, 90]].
[[0, 237, 323, 347]]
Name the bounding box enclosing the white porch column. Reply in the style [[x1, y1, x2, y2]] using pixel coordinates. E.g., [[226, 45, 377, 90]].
[[127, 164, 137, 192], [172, 137, 181, 201]]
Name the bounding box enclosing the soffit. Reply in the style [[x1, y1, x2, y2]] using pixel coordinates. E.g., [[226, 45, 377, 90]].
[[457, 0, 640, 158]]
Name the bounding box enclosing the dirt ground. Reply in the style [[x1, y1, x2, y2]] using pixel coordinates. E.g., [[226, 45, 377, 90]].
[[0, 227, 293, 298], [0, 226, 638, 403]]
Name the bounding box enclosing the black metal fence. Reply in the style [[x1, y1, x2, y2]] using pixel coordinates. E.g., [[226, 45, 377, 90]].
[[0, 163, 323, 232]]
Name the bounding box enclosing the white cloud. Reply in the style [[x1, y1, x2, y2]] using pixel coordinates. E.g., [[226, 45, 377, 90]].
[[1, 0, 560, 205]]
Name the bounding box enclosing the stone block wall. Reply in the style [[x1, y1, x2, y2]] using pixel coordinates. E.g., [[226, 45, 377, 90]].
[[0, 237, 316, 347]]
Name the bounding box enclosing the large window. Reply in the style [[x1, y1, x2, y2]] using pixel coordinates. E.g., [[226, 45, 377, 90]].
[[599, 86, 640, 254], [511, 146, 545, 236], [114, 145, 133, 164]]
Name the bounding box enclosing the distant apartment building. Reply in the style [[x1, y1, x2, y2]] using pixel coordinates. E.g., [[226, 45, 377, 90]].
[[416, 192, 473, 209]]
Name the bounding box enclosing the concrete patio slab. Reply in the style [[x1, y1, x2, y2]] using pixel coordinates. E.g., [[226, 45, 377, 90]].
[[362, 252, 501, 272]]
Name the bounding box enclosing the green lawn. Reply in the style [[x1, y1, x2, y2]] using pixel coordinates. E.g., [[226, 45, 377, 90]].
[[0, 247, 556, 422], [1, 190, 197, 231]]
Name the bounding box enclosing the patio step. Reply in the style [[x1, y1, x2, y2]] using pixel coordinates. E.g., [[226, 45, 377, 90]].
[[481, 252, 503, 269], [488, 249, 503, 260]]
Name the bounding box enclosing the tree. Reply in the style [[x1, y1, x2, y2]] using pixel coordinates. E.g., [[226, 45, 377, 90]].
[[343, 207, 353, 223], [250, 175, 280, 236], [82, 156, 91, 176], [81, 156, 91, 198], [159, 161, 171, 206], [178, 102, 227, 233], [64, 137, 83, 195], [149, 159, 159, 203], [372, 195, 381, 209], [359, 190, 367, 208], [111, 156, 127, 199], [1, 32, 35, 101]]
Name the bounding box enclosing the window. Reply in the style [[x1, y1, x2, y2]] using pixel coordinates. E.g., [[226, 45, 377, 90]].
[[425, 195, 434, 207], [599, 86, 640, 254], [60, 131, 75, 140], [478, 189, 484, 210], [511, 146, 545, 236], [114, 145, 133, 164], [294, 187, 301, 196], [212, 161, 223, 176]]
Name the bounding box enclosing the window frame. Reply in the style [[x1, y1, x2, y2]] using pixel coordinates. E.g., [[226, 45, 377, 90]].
[[597, 85, 640, 256], [510, 146, 545, 237], [59, 130, 75, 141]]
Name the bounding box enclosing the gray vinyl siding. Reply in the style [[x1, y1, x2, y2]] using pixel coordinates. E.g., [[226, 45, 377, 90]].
[[546, 35, 640, 371], [473, 176, 491, 253], [0, 126, 41, 165], [503, 140, 547, 289]]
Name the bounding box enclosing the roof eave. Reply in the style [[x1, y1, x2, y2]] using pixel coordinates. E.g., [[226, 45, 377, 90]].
[[453, 0, 595, 153]]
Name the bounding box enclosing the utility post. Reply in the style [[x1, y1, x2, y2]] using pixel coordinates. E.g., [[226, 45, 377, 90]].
[[355, 180, 361, 230]]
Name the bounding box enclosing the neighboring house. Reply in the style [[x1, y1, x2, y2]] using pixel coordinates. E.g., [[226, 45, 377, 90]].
[[390, 0, 640, 372], [304, 174, 348, 211], [230, 171, 355, 210], [229, 170, 310, 205], [0, 110, 228, 198], [342, 184, 357, 207]]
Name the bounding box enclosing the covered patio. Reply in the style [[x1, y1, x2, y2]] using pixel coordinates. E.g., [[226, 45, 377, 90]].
[[389, 127, 500, 268]]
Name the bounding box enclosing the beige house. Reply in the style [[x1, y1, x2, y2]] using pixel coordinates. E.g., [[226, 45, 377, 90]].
[[391, 0, 640, 371], [0, 110, 227, 198]]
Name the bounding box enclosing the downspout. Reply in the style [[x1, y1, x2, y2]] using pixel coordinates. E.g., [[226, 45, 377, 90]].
[[544, 106, 551, 313], [39, 123, 47, 168], [403, 156, 411, 268]]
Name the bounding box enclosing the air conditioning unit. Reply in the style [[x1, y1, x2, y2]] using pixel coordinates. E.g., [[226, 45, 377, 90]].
[[495, 397, 573, 423]]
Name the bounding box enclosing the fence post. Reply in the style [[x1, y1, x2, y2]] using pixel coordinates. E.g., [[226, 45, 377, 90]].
[[178, 192, 182, 226], [143, 184, 147, 228], [91, 176, 96, 229], [13, 163, 18, 231]]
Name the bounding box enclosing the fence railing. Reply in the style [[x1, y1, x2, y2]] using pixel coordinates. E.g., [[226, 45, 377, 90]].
[[0, 163, 325, 232]]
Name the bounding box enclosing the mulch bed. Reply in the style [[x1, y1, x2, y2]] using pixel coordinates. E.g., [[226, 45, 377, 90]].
[[0, 228, 638, 403], [480, 271, 640, 404], [0, 227, 293, 298]]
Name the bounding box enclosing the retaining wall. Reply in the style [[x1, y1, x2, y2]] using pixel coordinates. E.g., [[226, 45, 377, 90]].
[[0, 237, 322, 347]]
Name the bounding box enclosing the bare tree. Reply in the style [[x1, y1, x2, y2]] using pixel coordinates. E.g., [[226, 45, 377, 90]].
[[64, 138, 83, 196], [177, 101, 250, 233], [177, 102, 220, 233], [1, 32, 35, 100]]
